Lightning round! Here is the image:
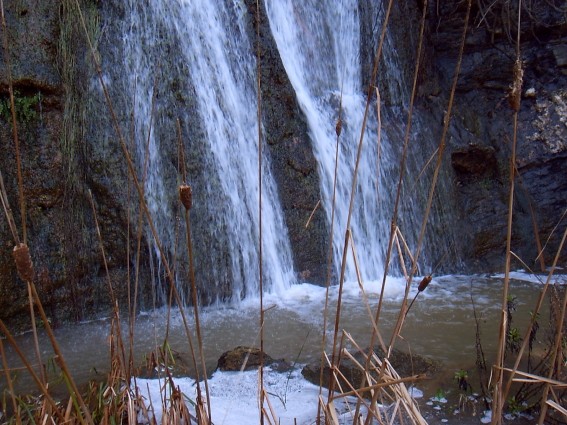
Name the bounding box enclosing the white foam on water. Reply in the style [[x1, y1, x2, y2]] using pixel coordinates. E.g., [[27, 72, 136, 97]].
[[134, 367, 328, 425], [238, 275, 408, 316], [491, 270, 566, 285], [134, 366, 402, 425]]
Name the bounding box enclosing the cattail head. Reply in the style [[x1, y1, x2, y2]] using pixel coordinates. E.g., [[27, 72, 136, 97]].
[[417, 275, 432, 292], [13, 243, 35, 282], [335, 118, 342, 137], [508, 59, 523, 112], [179, 184, 192, 210]]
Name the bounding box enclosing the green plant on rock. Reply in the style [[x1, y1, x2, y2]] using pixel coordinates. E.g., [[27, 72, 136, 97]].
[[433, 388, 447, 401], [0, 90, 40, 126], [455, 369, 469, 391]]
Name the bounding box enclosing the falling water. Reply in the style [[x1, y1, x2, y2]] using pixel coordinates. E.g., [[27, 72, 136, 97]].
[[114, 0, 296, 302], [99, 0, 449, 304], [265, 0, 396, 281]]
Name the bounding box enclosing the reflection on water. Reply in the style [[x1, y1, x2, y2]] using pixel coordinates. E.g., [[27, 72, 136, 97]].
[[0, 273, 561, 397]]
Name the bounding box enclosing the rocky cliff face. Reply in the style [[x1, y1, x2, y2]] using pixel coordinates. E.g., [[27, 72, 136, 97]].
[[0, 0, 151, 329], [423, 0, 567, 271], [244, 0, 329, 285], [0, 0, 565, 329]]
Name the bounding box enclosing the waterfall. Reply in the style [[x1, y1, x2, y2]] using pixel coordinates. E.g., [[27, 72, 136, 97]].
[[111, 0, 296, 303], [265, 0, 396, 282], [96, 0, 451, 305]]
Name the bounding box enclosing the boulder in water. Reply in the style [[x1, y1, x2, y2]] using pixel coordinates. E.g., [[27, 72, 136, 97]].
[[217, 346, 292, 372], [302, 347, 440, 392]]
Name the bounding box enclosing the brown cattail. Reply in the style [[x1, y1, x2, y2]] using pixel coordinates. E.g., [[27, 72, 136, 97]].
[[417, 275, 432, 292], [13, 243, 35, 282], [508, 59, 523, 112], [335, 118, 342, 137], [179, 184, 192, 210]]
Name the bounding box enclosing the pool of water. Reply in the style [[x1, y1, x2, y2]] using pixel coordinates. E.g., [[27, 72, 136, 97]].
[[1, 272, 563, 422]]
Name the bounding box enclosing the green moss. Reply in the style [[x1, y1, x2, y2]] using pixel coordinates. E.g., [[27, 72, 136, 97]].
[[0, 90, 41, 125]]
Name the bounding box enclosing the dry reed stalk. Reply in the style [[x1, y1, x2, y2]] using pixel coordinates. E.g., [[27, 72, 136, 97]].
[[356, 4, 430, 418], [125, 109, 136, 381], [304, 199, 321, 229], [321, 396, 340, 425], [492, 4, 523, 423], [513, 165, 546, 271], [28, 282, 93, 425], [501, 227, 567, 405], [372, 0, 428, 336], [537, 278, 567, 423], [323, 12, 393, 413], [348, 232, 387, 351], [536, 208, 567, 265], [0, 320, 66, 423], [71, 10, 213, 425], [2, 164, 90, 422], [0, 337, 20, 425], [384, 1, 472, 387], [26, 281, 47, 386], [0, 170, 20, 245], [374, 87, 384, 196], [344, 0, 394, 414], [545, 399, 567, 417], [254, 3, 266, 425], [395, 226, 416, 273], [178, 125, 212, 423], [322, 333, 426, 425], [0, 0, 27, 244], [493, 365, 567, 421], [88, 190, 128, 379], [316, 48, 345, 425], [394, 233, 411, 281], [327, 228, 351, 403], [498, 367, 566, 387], [261, 389, 279, 425], [408, 147, 440, 194], [127, 78, 158, 380], [354, 338, 423, 424]]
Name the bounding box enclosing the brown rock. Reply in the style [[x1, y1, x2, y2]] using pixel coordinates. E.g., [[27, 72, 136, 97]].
[[302, 347, 440, 392], [217, 346, 274, 372], [451, 145, 498, 177]]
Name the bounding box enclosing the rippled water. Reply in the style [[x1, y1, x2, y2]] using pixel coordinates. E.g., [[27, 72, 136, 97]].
[[2, 272, 560, 404]]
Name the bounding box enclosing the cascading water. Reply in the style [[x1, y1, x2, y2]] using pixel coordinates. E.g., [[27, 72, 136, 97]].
[[98, 0, 451, 305], [265, 0, 397, 282], [113, 0, 296, 303]]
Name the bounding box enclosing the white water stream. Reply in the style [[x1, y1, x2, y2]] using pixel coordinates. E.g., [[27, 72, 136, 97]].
[[121, 0, 296, 302], [265, 0, 394, 282]]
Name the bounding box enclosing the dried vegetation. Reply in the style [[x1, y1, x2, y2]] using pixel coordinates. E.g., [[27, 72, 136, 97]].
[[1, 0, 565, 424]]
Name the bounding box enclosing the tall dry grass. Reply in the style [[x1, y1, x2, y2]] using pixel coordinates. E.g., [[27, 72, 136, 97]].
[[0, 0, 565, 424]]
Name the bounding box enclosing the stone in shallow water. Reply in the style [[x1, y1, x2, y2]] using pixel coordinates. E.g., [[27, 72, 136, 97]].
[[216, 346, 292, 372], [301, 346, 441, 392]]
